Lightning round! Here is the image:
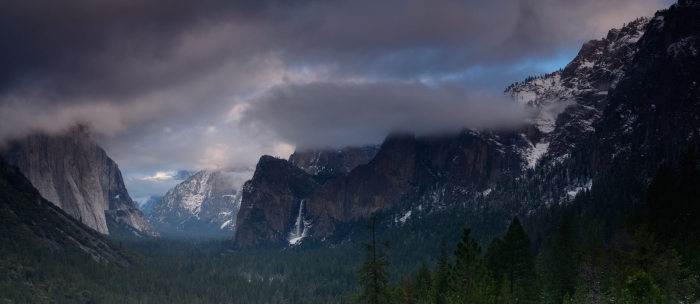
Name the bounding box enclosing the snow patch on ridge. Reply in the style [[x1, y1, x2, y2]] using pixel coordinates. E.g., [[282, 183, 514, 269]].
[[526, 142, 550, 169], [395, 210, 412, 225], [567, 180, 593, 197]]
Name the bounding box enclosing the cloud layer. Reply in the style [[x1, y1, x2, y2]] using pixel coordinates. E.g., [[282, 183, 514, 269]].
[[240, 81, 529, 148], [0, 0, 671, 196]]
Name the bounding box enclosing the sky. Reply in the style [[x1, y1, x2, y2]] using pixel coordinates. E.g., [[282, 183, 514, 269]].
[[0, 0, 673, 198]]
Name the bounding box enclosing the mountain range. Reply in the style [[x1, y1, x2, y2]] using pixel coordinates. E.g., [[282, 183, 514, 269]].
[[232, 4, 700, 247], [1, 2, 698, 248]]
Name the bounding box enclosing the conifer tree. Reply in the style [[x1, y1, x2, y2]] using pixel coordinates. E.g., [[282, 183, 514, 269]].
[[404, 278, 415, 304], [486, 237, 506, 288], [434, 239, 449, 304], [499, 275, 517, 304], [496, 217, 538, 303], [414, 262, 433, 302], [620, 271, 664, 304], [447, 228, 495, 303], [577, 226, 606, 303], [356, 216, 391, 304], [551, 213, 577, 304]]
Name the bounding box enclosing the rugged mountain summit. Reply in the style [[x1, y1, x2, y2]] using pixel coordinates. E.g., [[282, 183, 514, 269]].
[[148, 169, 252, 236], [505, 17, 650, 161], [2, 127, 159, 237], [289, 145, 380, 180]]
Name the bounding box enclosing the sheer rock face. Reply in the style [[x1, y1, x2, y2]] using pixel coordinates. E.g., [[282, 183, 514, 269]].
[[288, 145, 380, 179], [148, 169, 252, 236], [304, 131, 526, 238], [234, 131, 527, 246], [0, 156, 134, 265], [2, 128, 159, 237], [233, 156, 321, 247]]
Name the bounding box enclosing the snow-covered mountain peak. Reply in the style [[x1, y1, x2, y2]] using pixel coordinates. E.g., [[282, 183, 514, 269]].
[[148, 168, 254, 236]]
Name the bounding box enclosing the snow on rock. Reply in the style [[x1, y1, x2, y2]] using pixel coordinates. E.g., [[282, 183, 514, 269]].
[[667, 36, 698, 58], [567, 180, 593, 197], [527, 142, 550, 169], [513, 91, 538, 105], [181, 171, 212, 214], [653, 15, 664, 30], [288, 236, 303, 245], [506, 72, 572, 134], [395, 210, 412, 225]]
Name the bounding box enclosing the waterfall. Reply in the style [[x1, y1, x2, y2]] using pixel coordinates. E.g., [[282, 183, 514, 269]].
[[295, 199, 304, 237], [289, 199, 305, 244]]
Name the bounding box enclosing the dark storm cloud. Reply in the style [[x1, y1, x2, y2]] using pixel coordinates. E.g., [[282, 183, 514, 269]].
[[0, 0, 274, 98], [0, 0, 275, 144], [0, 0, 666, 102], [0, 0, 670, 196]]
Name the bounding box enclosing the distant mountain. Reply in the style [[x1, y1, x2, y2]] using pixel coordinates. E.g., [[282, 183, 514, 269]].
[[1, 126, 159, 237], [148, 168, 253, 237], [133, 196, 161, 215], [233, 2, 700, 248], [0, 156, 135, 265]]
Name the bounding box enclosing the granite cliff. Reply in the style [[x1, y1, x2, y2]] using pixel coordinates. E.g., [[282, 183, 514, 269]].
[[0, 156, 135, 265], [2, 127, 159, 237]]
